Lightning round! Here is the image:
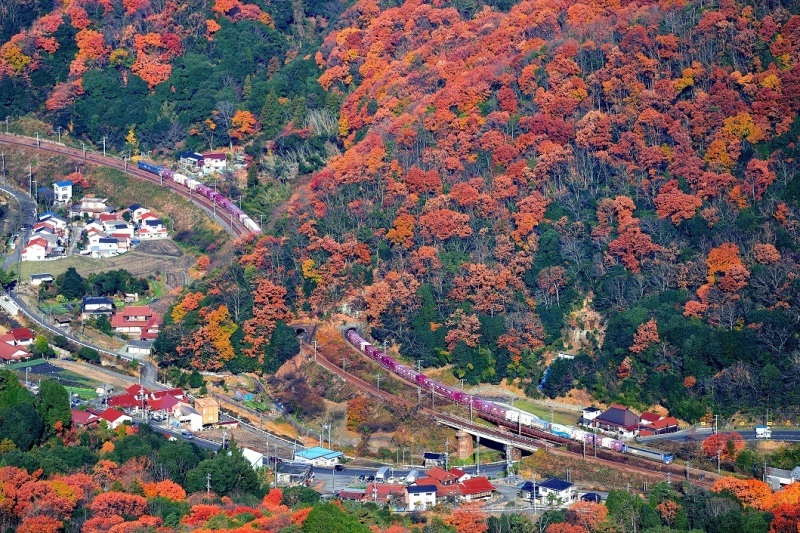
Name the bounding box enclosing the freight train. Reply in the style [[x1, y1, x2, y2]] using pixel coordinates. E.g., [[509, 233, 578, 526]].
[[136, 160, 261, 234], [345, 328, 674, 464]]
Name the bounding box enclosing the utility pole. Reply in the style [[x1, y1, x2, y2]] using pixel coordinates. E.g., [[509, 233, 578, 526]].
[[444, 438, 450, 471], [102, 136, 106, 157], [469, 396, 473, 422], [340, 358, 347, 373], [56, 126, 61, 144], [714, 414, 719, 435], [431, 387, 435, 408], [82, 142, 86, 162], [476, 435, 480, 475], [206, 473, 211, 495], [416, 359, 422, 373], [313, 340, 317, 361], [4, 116, 8, 134], [460, 379, 465, 391], [375, 374, 383, 390], [222, 430, 227, 451], [717, 451, 721, 474], [36, 132, 39, 148], [28, 164, 32, 196]]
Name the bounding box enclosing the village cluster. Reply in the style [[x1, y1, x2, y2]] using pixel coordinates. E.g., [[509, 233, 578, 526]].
[[20, 180, 168, 261]]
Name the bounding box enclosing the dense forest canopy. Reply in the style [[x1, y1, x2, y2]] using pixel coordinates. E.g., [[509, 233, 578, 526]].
[[2, 0, 800, 421]]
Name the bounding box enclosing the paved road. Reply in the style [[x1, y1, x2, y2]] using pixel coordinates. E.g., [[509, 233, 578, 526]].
[[641, 426, 800, 443], [0, 180, 36, 269]]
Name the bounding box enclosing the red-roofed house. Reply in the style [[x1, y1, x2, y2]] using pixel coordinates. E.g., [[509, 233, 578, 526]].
[[21, 238, 49, 261], [425, 466, 458, 486], [99, 213, 119, 223], [148, 395, 182, 418], [107, 393, 140, 410], [9, 328, 35, 346], [111, 306, 161, 340], [448, 467, 470, 482], [639, 412, 662, 425], [126, 384, 149, 396], [71, 409, 100, 428], [0, 342, 30, 363], [457, 477, 496, 501], [151, 388, 186, 402], [363, 483, 406, 504], [650, 417, 680, 434], [414, 476, 460, 498], [98, 409, 132, 429]]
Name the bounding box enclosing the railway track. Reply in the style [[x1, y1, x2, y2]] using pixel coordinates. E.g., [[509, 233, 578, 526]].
[[303, 338, 720, 489], [0, 133, 249, 238]]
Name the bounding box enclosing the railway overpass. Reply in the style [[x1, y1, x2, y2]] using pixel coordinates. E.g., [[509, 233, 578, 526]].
[[432, 412, 551, 454]]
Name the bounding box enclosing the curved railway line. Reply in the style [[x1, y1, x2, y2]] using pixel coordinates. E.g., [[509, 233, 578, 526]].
[[0, 134, 249, 238], [302, 338, 720, 489]]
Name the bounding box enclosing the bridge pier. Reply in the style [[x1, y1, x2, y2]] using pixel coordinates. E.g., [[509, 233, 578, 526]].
[[456, 430, 473, 459], [506, 445, 521, 461]]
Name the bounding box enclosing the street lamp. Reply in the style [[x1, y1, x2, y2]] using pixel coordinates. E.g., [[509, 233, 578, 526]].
[[56, 126, 61, 144]]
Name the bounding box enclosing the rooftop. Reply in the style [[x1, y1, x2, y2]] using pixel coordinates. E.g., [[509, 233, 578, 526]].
[[539, 478, 573, 491], [407, 484, 437, 494], [294, 446, 343, 461]]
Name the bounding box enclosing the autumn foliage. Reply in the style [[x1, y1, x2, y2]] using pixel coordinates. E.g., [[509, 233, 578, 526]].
[[702, 432, 746, 461]]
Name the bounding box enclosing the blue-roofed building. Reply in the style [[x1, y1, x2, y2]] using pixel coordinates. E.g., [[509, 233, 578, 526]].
[[53, 180, 73, 204], [292, 446, 343, 467], [406, 484, 437, 511], [537, 478, 576, 503]]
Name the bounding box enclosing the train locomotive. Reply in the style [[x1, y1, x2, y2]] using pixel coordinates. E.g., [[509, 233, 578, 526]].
[[345, 328, 674, 464], [136, 160, 261, 234]]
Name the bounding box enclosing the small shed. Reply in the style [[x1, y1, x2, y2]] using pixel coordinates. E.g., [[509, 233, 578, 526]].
[[29, 273, 54, 286]]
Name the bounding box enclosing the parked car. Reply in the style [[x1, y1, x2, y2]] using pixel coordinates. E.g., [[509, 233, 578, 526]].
[[358, 475, 366, 482], [367, 475, 375, 482], [181, 430, 194, 440], [334, 464, 345, 471]]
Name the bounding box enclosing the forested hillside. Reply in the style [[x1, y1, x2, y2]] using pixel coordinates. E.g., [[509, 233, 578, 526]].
[[3, 0, 800, 421]]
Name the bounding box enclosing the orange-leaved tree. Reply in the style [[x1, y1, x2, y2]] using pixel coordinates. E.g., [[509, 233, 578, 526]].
[[702, 432, 745, 461]]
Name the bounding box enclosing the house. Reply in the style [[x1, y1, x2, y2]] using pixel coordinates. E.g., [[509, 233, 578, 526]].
[[581, 407, 603, 425], [107, 393, 140, 410], [104, 222, 134, 238], [293, 446, 343, 467], [448, 467, 470, 482], [537, 478, 577, 504], [363, 483, 406, 504], [71, 409, 100, 428], [91, 238, 119, 258], [146, 395, 181, 417], [423, 452, 446, 467], [458, 477, 496, 501], [82, 297, 115, 318], [201, 152, 227, 174], [193, 396, 220, 426], [53, 180, 73, 204], [177, 404, 204, 431], [76, 197, 111, 218], [766, 467, 800, 489], [98, 213, 119, 224], [424, 466, 458, 487], [21, 239, 48, 261], [179, 151, 204, 171], [406, 484, 437, 511], [126, 340, 153, 356], [591, 404, 641, 438], [139, 218, 168, 239], [98, 408, 132, 429], [5, 327, 35, 346], [275, 463, 312, 487], [0, 343, 30, 363], [338, 489, 366, 501], [111, 234, 131, 252], [30, 273, 54, 286], [242, 448, 265, 469], [131, 206, 151, 223], [111, 306, 161, 339], [639, 413, 680, 436], [84, 220, 104, 234]]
